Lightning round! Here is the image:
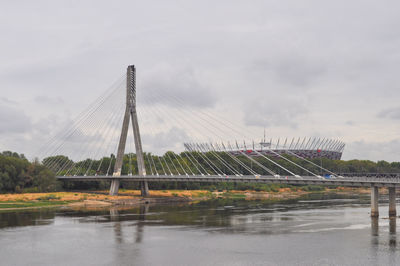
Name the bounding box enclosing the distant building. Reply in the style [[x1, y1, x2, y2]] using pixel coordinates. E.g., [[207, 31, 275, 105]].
[[185, 137, 345, 160]]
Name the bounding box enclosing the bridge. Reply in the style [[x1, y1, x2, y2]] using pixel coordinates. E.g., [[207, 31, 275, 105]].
[[42, 65, 399, 218]]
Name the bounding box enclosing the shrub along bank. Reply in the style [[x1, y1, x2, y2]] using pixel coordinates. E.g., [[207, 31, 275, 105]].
[[2, 150, 400, 194], [0, 151, 60, 193]]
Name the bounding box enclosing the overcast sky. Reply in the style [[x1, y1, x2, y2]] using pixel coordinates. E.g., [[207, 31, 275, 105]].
[[0, 0, 399, 162]]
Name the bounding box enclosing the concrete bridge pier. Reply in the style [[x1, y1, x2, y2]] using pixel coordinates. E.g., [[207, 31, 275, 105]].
[[110, 180, 148, 196], [140, 181, 149, 196], [371, 186, 379, 217], [110, 180, 120, 196], [389, 187, 397, 217]]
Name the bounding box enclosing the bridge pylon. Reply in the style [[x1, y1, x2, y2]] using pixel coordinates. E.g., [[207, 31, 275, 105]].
[[109, 65, 149, 196]]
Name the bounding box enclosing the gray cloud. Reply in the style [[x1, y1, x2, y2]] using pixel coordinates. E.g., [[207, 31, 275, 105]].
[[0, 0, 400, 162], [142, 127, 190, 155], [139, 64, 217, 109], [243, 99, 308, 129], [34, 95, 64, 105], [0, 97, 17, 105], [249, 56, 327, 88], [378, 107, 400, 120], [343, 139, 400, 162], [0, 98, 32, 134]]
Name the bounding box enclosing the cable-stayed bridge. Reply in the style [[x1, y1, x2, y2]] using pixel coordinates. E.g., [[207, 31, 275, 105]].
[[41, 65, 400, 218]]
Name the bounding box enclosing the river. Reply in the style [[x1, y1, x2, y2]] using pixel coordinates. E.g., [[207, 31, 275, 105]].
[[0, 193, 398, 265]]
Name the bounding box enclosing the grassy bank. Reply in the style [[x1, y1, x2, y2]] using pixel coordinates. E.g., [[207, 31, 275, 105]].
[[0, 192, 130, 211], [0, 187, 371, 211]]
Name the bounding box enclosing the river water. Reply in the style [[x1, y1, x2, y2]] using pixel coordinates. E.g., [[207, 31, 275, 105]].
[[0, 193, 399, 266]]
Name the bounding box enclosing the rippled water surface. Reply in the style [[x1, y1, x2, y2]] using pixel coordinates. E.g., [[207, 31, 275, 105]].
[[0, 193, 399, 266]]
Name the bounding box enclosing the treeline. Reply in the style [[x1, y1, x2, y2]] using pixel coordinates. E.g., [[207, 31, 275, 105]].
[[44, 151, 400, 191], [45, 152, 400, 177], [0, 151, 60, 193], [1, 150, 400, 193]]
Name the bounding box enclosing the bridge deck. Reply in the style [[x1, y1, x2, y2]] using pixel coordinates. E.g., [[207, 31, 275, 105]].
[[57, 175, 400, 188]]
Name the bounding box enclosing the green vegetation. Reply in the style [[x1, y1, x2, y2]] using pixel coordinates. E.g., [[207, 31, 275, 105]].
[[37, 194, 61, 200], [302, 185, 325, 192], [0, 151, 61, 193], [221, 192, 247, 199], [1, 149, 400, 194], [44, 151, 400, 191]]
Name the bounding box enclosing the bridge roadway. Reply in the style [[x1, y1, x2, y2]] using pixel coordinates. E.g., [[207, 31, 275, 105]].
[[57, 175, 400, 188]]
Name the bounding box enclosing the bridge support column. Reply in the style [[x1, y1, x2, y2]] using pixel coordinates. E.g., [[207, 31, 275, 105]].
[[109, 65, 148, 196], [371, 186, 379, 217], [110, 180, 120, 196], [389, 187, 397, 217], [141, 181, 149, 196]]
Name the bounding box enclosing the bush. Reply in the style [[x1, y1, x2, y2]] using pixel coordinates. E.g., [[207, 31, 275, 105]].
[[22, 187, 39, 193], [37, 194, 61, 200], [208, 185, 216, 192], [303, 185, 324, 192], [0, 153, 60, 193]]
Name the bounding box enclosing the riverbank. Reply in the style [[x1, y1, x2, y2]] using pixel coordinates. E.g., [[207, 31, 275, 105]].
[[0, 187, 372, 211]]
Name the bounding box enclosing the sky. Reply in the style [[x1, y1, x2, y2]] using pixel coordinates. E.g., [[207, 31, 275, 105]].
[[0, 0, 399, 162]]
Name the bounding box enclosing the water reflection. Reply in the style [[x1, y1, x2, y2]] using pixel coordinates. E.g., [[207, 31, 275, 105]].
[[0, 209, 55, 228], [0, 194, 399, 266], [136, 204, 148, 243], [389, 218, 397, 248], [109, 204, 149, 244], [371, 217, 379, 237], [389, 217, 396, 234], [370, 215, 398, 256], [110, 208, 123, 243], [0, 193, 380, 233]]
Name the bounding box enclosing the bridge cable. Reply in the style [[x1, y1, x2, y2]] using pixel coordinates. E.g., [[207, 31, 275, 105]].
[[216, 142, 258, 176], [43, 77, 125, 170], [159, 89, 345, 177], [152, 89, 336, 177], [139, 90, 227, 177], [140, 92, 240, 175], [84, 102, 126, 176], [186, 143, 222, 176], [39, 75, 125, 161], [69, 92, 125, 176], [266, 149, 322, 178], [142, 90, 277, 176], [138, 95, 197, 176], [64, 88, 125, 176], [45, 81, 125, 174]]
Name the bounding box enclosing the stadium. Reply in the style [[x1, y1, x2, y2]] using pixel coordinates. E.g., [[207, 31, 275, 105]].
[[184, 137, 345, 160]]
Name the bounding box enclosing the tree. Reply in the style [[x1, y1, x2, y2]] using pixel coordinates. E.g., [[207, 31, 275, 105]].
[[0, 152, 60, 193]]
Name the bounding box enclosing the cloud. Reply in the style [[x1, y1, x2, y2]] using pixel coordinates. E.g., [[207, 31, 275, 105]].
[[0, 98, 32, 134], [1, 0, 400, 162], [34, 96, 64, 105], [343, 139, 400, 162], [250, 56, 327, 88], [139, 63, 217, 109], [243, 95, 309, 129], [0, 97, 17, 105], [141, 127, 190, 155], [378, 107, 400, 120]]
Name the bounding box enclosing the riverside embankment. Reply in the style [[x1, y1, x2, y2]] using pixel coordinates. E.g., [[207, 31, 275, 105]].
[[0, 187, 373, 211]]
